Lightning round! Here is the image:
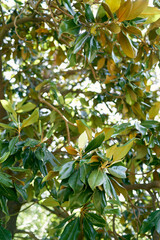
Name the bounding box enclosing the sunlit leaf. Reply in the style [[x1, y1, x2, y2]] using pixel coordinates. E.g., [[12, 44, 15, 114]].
[[105, 0, 121, 13], [118, 31, 137, 58], [21, 108, 39, 128]]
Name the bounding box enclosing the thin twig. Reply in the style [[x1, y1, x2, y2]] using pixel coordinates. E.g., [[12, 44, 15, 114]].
[[38, 92, 76, 144]]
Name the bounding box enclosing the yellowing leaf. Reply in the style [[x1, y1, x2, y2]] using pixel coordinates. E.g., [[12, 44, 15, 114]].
[[131, 103, 146, 120], [126, 26, 142, 37], [139, 6, 160, 24], [96, 127, 114, 141], [113, 139, 134, 162], [118, 31, 137, 58], [126, 0, 148, 20], [65, 146, 78, 155], [76, 120, 92, 141], [117, 0, 133, 22], [21, 108, 39, 128], [97, 58, 105, 70], [107, 59, 118, 75], [107, 23, 121, 34], [17, 102, 36, 113], [89, 155, 99, 163], [105, 0, 121, 13], [0, 100, 17, 121], [149, 102, 160, 119], [41, 196, 60, 207], [106, 144, 117, 159], [36, 28, 49, 34], [78, 131, 88, 150], [42, 171, 58, 183]]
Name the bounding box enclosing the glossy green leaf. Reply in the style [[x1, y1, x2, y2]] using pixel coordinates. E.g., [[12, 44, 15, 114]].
[[59, 20, 80, 36], [0, 100, 17, 121], [105, 208, 121, 216], [63, 0, 75, 16], [9, 136, 19, 154], [0, 196, 9, 215], [21, 108, 39, 128], [141, 210, 160, 234], [68, 170, 84, 193], [0, 152, 10, 164], [93, 188, 106, 214], [88, 168, 105, 190], [85, 4, 95, 22], [83, 217, 97, 240], [0, 172, 12, 188], [56, 213, 76, 229], [69, 188, 92, 209], [41, 196, 60, 207], [59, 162, 74, 180], [0, 226, 12, 240], [80, 164, 91, 184], [0, 123, 15, 130], [108, 166, 127, 178], [85, 133, 105, 154], [73, 32, 89, 54], [85, 212, 106, 227], [60, 217, 80, 240]]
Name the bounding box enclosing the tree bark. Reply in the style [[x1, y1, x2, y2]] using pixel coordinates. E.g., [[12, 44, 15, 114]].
[[0, 50, 7, 123], [0, 201, 22, 237]]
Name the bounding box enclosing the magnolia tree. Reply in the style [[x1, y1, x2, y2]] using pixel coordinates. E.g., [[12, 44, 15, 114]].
[[0, 0, 160, 239]]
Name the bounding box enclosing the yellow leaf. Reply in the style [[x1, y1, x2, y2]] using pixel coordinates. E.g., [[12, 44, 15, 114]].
[[78, 131, 88, 150], [117, 0, 133, 22], [88, 155, 99, 163], [36, 28, 49, 34], [102, 2, 114, 19], [0, 99, 17, 121], [96, 127, 114, 141], [139, 6, 160, 24], [17, 102, 36, 113], [149, 102, 160, 119], [118, 31, 137, 58], [113, 139, 134, 162], [65, 146, 78, 155], [105, 75, 116, 84], [105, 0, 121, 13], [42, 171, 58, 183], [106, 144, 117, 159], [107, 23, 121, 34], [126, 0, 148, 20], [131, 103, 146, 120], [107, 59, 118, 75], [21, 108, 39, 128], [126, 26, 142, 37], [97, 58, 105, 70]]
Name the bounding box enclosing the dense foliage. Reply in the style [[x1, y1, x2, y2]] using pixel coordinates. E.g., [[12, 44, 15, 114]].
[[0, 0, 160, 239]]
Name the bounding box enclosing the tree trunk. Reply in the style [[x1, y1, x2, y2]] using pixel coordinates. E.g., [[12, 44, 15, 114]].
[[0, 50, 7, 123], [0, 201, 22, 237]]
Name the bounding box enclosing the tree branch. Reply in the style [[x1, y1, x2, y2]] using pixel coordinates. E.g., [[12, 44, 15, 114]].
[[123, 181, 160, 191], [15, 229, 39, 240]]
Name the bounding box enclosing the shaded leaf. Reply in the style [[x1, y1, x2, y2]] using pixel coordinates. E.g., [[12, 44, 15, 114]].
[[21, 108, 39, 128], [59, 162, 74, 179], [0, 226, 12, 240], [83, 217, 97, 240], [59, 20, 80, 36], [85, 4, 95, 22], [68, 170, 84, 193], [93, 188, 106, 214], [85, 212, 106, 227], [60, 217, 80, 240], [85, 133, 105, 153], [88, 169, 105, 190]]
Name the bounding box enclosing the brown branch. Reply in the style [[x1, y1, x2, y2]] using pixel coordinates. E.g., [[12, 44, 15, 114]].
[[15, 230, 39, 240], [0, 15, 43, 46], [38, 92, 76, 144], [123, 181, 160, 191]]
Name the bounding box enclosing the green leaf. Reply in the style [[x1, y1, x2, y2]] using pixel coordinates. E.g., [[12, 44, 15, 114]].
[[0, 196, 9, 215], [41, 196, 60, 207], [0, 123, 15, 130], [103, 175, 120, 203], [108, 166, 127, 178], [80, 164, 91, 184], [59, 19, 80, 36], [83, 217, 97, 240], [63, 0, 75, 16], [141, 210, 160, 234], [73, 32, 89, 54], [113, 139, 134, 162], [88, 168, 105, 190], [0, 226, 12, 240], [56, 214, 76, 229], [0, 185, 17, 201], [87, 36, 98, 63], [85, 212, 106, 227], [16, 102, 36, 113], [21, 108, 39, 128], [0, 100, 17, 121], [105, 208, 121, 216], [0, 172, 12, 188], [60, 217, 80, 240], [93, 188, 106, 214], [0, 152, 10, 164], [85, 133, 105, 154], [9, 136, 19, 154], [69, 188, 92, 209], [68, 170, 84, 193], [59, 162, 74, 179], [85, 4, 95, 22]]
